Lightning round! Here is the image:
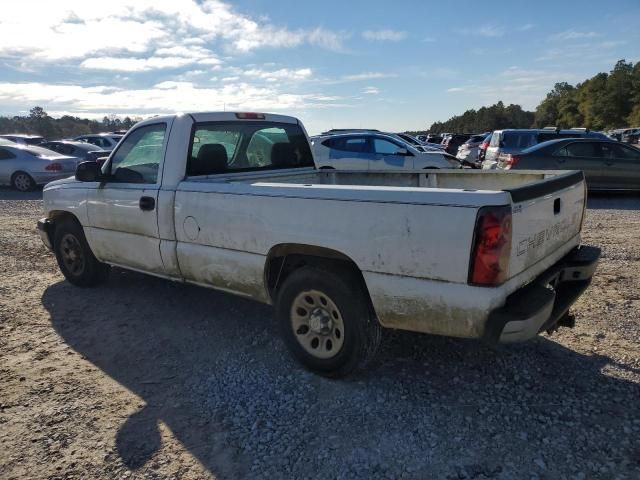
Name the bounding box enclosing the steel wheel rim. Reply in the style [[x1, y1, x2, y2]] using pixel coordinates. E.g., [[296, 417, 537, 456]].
[[60, 233, 85, 276], [14, 174, 31, 191], [290, 289, 345, 360]]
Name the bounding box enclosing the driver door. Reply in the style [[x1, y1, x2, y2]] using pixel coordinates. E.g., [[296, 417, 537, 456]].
[[84, 123, 168, 274], [371, 137, 411, 170]]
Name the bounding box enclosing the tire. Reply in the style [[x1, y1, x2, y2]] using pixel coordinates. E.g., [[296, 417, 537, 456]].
[[11, 171, 36, 192], [275, 265, 382, 377], [53, 219, 110, 287]]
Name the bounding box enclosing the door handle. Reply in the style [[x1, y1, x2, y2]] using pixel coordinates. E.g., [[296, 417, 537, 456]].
[[605, 161, 613, 166], [139, 196, 155, 211]]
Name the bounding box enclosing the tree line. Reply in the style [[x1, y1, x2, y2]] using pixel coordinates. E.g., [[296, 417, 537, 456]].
[[0, 107, 140, 139], [418, 59, 640, 134]]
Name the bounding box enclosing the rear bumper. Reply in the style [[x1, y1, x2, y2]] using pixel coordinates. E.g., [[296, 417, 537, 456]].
[[37, 217, 54, 250], [484, 245, 601, 343]]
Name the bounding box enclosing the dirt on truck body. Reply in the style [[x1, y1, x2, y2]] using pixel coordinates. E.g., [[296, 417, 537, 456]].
[[1, 190, 639, 479]]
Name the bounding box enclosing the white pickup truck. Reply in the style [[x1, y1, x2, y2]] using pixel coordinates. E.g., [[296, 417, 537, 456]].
[[38, 112, 600, 377]]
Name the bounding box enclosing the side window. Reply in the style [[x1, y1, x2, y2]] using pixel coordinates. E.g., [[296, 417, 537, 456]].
[[107, 124, 166, 183], [553, 147, 568, 157], [342, 137, 369, 153], [59, 144, 74, 155], [187, 122, 313, 176], [0, 148, 16, 160], [612, 144, 640, 160], [373, 138, 402, 155], [565, 142, 601, 158], [490, 133, 500, 147]]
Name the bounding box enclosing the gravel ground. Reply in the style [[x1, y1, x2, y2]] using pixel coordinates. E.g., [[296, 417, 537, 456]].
[[0, 188, 639, 480]]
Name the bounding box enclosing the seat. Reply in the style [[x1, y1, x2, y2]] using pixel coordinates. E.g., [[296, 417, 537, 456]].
[[189, 144, 228, 175], [270, 142, 297, 167]]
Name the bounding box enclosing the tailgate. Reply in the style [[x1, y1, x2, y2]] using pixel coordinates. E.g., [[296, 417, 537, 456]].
[[506, 171, 585, 279]]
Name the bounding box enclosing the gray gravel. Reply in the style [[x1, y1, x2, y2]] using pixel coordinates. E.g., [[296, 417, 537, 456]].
[[1, 188, 639, 479]]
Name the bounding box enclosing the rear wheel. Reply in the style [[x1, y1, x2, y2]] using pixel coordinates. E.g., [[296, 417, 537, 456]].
[[53, 219, 110, 287], [11, 171, 36, 192], [275, 266, 381, 377]]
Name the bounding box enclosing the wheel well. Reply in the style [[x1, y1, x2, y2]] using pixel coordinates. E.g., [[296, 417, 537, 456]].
[[11, 170, 34, 180], [264, 244, 371, 303], [47, 211, 81, 243]]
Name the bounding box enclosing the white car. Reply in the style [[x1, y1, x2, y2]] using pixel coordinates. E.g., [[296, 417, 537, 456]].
[[311, 132, 459, 170], [456, 134, 490, 168], [38, 111, 599, 377]]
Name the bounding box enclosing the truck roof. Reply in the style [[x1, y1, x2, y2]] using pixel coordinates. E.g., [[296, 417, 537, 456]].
[[135, 112, 300, 128]]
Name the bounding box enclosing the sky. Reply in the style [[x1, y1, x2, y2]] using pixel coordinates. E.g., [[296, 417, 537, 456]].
[[0, 0, 638, 134]]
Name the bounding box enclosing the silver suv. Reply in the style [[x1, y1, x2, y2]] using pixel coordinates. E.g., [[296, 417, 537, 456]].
[[482, 128, 609, 169]]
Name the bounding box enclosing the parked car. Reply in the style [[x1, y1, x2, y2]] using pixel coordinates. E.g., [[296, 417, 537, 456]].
[[482, 128, 610, 169], [311, 132, 460, 170], [621, 128, 640, 144], [0, 144, 77, 191], [74, 133, 123, 149], [37, 111, 599, 377], [425, 134, 444, 144], [442, 134, 472, 156], [497, 138, 640, 191], [477, 132, 492, 164], [392, 133, 444, 152], [0, 134, 45, 145], [456, 133, 490, 168], [40, 140, 110, 166]]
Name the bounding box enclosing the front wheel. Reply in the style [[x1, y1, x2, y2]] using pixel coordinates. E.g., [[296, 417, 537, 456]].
[[275, 266, 381, 377], [53, 220, 110, 287], [11, 171, 36, 192]]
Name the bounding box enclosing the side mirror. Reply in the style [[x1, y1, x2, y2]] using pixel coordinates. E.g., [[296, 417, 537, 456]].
[[395, 148, 411, 156], [75, 161, 103, 182]]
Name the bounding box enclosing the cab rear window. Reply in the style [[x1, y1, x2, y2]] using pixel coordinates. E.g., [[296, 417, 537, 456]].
[[187, 122, 313, 176]]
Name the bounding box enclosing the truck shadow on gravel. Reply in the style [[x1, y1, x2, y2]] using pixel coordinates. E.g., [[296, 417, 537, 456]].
[[42, 269, 640, 479]]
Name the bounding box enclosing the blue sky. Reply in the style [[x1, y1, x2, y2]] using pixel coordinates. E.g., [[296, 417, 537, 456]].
[[0, 0, 638, 134]]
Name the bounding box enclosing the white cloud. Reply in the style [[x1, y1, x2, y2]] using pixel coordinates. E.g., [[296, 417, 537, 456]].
[[362, 86, 380, 95], [307, 28, 349, 51], [81, 55, 220, 72], [454, 25, 504, 38], [340, 72, 397, 82], [0, 0, 346, 71], [447, 87, 464, 93], [518, 23, 535, 32], [478, 25, 504, 38], [362, 29, 407, 42], [549, 30, 600, 41], [0, 81, 346, 116], [243, 67, 313, 82]]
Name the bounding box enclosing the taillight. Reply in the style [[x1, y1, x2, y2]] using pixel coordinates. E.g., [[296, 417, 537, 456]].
[[235, 112, 265, 119], [503, 155, 520, 169], [45, 163, 63, 171], [480, 142, 489, 151], [469, 206, 512, 286]]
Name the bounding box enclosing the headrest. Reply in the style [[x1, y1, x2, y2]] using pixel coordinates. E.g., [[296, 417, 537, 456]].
[[190, 143, 228, 175], [271, 142, 297, 167]]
